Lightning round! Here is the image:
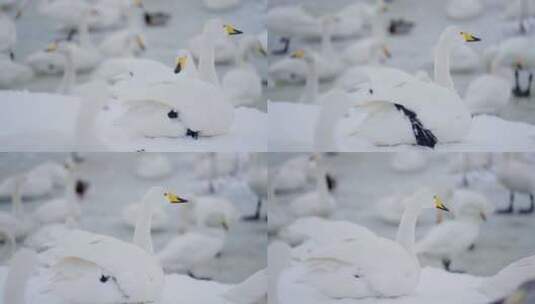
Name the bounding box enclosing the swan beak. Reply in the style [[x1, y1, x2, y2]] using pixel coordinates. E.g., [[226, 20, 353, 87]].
[[136, 35, 146, 51], [480, 212, 487, 221], [290, 50, 305, 59], [382, 46, 391, 58], [45, 42, 58, 53], [165, 192, 188, 204], [222, 220, 229, 231], [433, 195, 450, 212], [461, 32, 481, 42], [174, 56, 187, 74], [224, 24, 243, 35]]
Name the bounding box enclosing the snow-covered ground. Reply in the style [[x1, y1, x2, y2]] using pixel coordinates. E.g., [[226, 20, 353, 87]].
[[0, 153, 267, 285], [269, 153, 535, 276]]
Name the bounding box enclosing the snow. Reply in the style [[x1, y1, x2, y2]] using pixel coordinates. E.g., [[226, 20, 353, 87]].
[[268, 101, 535, 151], [0, 91, 267, 152]]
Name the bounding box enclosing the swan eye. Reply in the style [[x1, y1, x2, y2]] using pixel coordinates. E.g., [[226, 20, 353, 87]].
[[100, 275, 110, 283]]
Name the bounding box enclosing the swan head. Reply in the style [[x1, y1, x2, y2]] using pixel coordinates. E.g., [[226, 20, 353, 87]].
[[174, 49, 194, 74], [239, 35, 267, 57], [440, 26, 481, 47], [204, 18, 243, 39]]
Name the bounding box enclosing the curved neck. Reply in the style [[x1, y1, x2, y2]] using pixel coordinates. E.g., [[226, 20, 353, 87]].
[[433, 33, 455, 90], [58, 49, 76, 94], [198, 32, 220, 86], [396, 205, 422, 255], [133, 188, 157, 254], [300, 58, 319, 103]]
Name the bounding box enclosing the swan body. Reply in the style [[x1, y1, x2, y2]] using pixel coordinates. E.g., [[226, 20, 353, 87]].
[[202, 0, 240, 11], [273, 155, 314, 193], [0, 161, 67, 200], [347, 26, 477, 148], [194, 153, 239, 179], [416, 189, 493, 268], [24, 223, 72, 252], [492, 37, 535, 69], [495, 155, 535, 195], [465, 74, 511, 115], [222, 35, 265, 106], [446, 0, 483, 20], [266, 6, 321, 39], [26, 41, 100, 75], [191, 195, 239, 228], [157, 228, 226, 273], [93, 57, 172, 86], [0, 56, 34, 89], [135, 153, 173, 179]]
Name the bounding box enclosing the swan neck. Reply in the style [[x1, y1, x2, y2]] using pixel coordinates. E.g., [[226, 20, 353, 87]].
[[313, 93, 349, 151], [198, 32, 220, 86], [78, 13, 92, 49], [396, 205, 421, 255], [433, 34, 455, 90], [11, 178, 25, 220], [133, 188, 156, 254], [58, 49, 76, 94], [320, 24, 335, 58], [300, 58, 319, 103]]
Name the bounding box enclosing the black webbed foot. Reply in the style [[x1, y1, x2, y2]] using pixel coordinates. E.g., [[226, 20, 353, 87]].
[[186, 129, 200, 140]]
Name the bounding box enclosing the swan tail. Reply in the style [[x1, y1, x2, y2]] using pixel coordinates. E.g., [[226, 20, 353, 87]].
[[479, 254, 535, 301], [394, 103, 437, 148]]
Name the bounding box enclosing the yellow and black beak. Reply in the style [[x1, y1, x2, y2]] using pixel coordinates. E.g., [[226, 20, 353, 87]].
[[45, 42, 58, 53], [460, 32, 481, 42], [174, 56, 187, 74], [164, 192, 189, 204], [136, 35, 146, 51], [291, 50, 305, 59], [224, 24, 243, 36], [433, 195, 450, 212]]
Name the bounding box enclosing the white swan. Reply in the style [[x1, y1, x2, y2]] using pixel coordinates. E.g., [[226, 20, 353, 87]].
[[189, 195, 239, 229], [446, 0, 483, 20], [266, 5, 321, 40], [189, 19, 241, 66], [112, 20, 239, 139], [202, 0, 240, 11], [278, 195, 450, 300], [416, 189, 493, 271], [0, 161, 68, 200], [449, 153, 492, 186], [345, 26, 480, 148], [0, 175, 32, 241], [99, 3, 146, 58], [36, 186, 185, 303], [121, 184, 186, 231], [194, 153, 239, 181], [494, 153, 535, 214], [272, 155, 314, 193], [157, 227, 226, 277], [342, 9, 390, 65], [222, 35, 266, 106], [289, 154, 336, 218], [32, 163, 82, 226], [269, 17, 343, 84], [26, 8, 101, 76], [134, 153, 173, 180]]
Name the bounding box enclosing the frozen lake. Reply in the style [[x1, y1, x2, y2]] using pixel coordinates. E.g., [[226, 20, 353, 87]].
[[0, 152, 267, 284], [269, 152, 535, 277]]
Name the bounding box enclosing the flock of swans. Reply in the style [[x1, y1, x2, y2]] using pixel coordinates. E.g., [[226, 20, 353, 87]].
[[269, 152, 535, 304], [268, 0, 535, 151], [0, 0, 267, 151], [0, 153, 268, 304]]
